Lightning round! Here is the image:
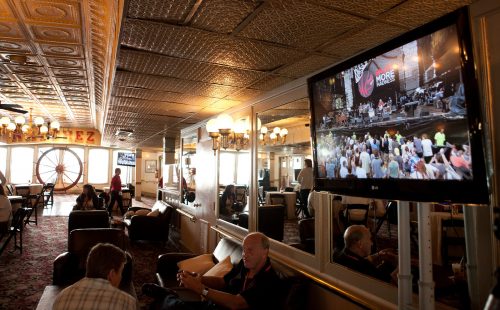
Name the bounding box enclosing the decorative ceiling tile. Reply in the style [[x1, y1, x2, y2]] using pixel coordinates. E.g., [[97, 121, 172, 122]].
[[248, 75, 295, 91], [238, 0, 366, 49], [19, 0, 81, 26], [118, 49, 265, 88], [318, 0, 406, 17], [29, 25, 81, 44], [277, 55, 339, 78], [127, 0, 197, 23], [0, 39, 34, 54], [52, 68, 86, 77], [46, 57, 85, 69], [190, 0, 260, 34], [55, 76, 87, 85], [16, 74, 50, 83], [39, 43, 84, 58], [381, 0, 472, 28], [320, 22, 406, 58], [121, 19, 304, 71], [226, 88, 263, 101], [0, 21, 24, 39], [114, 71, 239, 99], [7, 64, 46, 75]]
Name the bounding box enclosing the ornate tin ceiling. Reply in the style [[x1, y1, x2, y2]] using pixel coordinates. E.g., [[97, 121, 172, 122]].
[[0, 0, 472, 148]]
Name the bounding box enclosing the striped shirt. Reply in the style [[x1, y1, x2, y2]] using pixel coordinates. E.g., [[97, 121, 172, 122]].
[[53, 277, 136, 310]]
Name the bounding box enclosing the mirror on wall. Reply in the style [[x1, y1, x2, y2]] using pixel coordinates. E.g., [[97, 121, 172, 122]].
[[181, 133, 197, 205], [256, 98, 315, 254], [216, 116, 250, 229]]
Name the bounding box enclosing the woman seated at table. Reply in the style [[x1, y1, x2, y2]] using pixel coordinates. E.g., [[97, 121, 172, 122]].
[[220, 184, 236, 216], [74, 184, 100, 211], [0, 186, 12, 234]]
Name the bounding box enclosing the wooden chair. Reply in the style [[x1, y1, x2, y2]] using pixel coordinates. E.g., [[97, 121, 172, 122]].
[[43, 183, 55, 207], [0, 208, 28, 255], [24, 184, 48, 226]]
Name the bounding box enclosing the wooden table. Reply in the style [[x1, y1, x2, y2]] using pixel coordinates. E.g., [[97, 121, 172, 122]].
[[265, 191, 297, 219], [7, 195, 24, 212]]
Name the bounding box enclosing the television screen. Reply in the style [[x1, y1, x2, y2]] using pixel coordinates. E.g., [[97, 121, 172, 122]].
[[308, 8, 489, 203], [117, 152, 136, 167]]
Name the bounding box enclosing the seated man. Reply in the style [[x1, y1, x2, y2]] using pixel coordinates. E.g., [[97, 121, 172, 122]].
[[53, 243, 136, 310], [333, 225, 398, 284], [143, 232, 284, 309]]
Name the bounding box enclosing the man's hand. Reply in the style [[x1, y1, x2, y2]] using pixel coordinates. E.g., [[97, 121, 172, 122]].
[[178, 270, 204, 295]]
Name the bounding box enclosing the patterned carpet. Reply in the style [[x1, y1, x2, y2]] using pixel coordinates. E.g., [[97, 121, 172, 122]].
[[0, 200, 175, 310], [0, 215, 67, 309]]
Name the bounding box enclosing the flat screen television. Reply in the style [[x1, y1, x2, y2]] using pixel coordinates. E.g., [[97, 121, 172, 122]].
[[307, 8, 489, 204], [117, 152, 136, 167]]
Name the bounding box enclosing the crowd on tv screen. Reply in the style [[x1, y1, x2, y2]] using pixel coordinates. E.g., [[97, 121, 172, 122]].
[[316, 128, 472, 181]]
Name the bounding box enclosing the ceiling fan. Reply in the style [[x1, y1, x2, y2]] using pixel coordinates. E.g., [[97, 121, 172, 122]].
[[0, 101, 28, 114]]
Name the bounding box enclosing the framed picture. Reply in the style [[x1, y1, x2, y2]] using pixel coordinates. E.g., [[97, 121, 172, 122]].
[[145, 160, 157, 173]]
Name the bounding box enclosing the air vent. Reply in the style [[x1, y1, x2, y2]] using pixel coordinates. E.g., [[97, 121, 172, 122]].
[[115, 129, 133, 137]]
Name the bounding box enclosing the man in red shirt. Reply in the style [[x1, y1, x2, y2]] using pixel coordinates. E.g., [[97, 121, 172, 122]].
[[107, 168, 124, 217]]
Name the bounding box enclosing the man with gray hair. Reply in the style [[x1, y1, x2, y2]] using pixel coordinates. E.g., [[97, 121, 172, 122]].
[[333, 225, 398, 284], [143, 232, 283, 309], [53, 243, 136, 310]]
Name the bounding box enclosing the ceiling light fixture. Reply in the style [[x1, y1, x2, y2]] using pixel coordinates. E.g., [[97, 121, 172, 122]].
[[206, 114, 250, 155]]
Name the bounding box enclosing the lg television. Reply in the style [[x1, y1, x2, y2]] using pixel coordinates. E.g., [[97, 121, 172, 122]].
[[117, 152, 136, 167], [307, 8, 489, 204]]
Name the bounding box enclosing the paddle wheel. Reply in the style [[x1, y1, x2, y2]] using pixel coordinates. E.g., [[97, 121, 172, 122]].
[[35, 147, 83, 191]]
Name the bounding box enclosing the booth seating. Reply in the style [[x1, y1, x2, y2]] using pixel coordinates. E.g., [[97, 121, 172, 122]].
[[52, 228, 135, 297], [124, 200, 174, 243], [155, 238, 308, 309], [68, 210, 110, 236]]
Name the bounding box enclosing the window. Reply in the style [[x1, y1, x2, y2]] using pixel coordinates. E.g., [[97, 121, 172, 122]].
[[67, 147, 84, 184], [88, 148, 109, 184], [11, 147, 34, 184], [219, 152, 235, 185], [236, 152, 250, 184]]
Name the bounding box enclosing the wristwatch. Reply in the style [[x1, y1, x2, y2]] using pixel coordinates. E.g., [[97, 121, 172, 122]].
[[201, 287, 209, 297]]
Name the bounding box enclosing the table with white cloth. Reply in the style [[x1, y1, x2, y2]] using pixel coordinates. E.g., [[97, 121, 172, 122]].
[[265, 191, 297, 219], [430, 211, 464, 266]]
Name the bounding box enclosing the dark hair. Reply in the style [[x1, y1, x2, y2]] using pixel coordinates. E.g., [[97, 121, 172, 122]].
[[304, 159, 312, 168], [86, 243, 126, 279], [83, 184, 96, 200]]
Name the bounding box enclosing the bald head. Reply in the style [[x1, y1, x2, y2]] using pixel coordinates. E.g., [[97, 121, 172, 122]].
[[242, 232, 269, 272], [343, 225, 372, 257], [244, 232, 269, 250]]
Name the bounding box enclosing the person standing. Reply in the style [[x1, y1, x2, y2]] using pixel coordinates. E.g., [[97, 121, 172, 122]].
[[297, 159, 313, 218], [421, 133, 434, 163], [434, 128, 446, 148], [107, 168, 124, 217]]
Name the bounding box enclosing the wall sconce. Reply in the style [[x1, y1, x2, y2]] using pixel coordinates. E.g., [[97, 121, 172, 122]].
[[260, 125, 288, 145], [206, 114, 250, 155]]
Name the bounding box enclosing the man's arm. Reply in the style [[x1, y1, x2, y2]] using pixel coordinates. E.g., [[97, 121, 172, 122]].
[[181, 272, 248, 309], [201, 275, 225, 290]]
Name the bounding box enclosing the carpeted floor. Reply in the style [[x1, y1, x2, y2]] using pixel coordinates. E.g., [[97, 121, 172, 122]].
[[0, 195, 173, 310], [0, 215, 68, 309]]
